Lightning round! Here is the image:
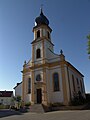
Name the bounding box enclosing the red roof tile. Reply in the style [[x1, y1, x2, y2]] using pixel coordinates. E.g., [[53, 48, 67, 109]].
[[0, 91, 13, 97]]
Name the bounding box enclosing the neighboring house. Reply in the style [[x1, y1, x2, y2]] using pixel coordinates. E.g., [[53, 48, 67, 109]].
[[13, 82, 22, 109], [21, 9, 86, 106], [13, 82, 22, 97], [0, 91, 13, 105]]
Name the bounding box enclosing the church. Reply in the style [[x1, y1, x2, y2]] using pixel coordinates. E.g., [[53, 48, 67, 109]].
[[22, 9, 85, 106]]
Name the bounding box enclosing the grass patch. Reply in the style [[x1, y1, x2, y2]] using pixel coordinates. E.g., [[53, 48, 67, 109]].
[[0, 105, 9, 109]]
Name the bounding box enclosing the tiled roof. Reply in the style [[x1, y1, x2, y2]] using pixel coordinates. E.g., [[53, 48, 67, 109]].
[[0, 91, 13, 97], [13, 82, 22, 89]]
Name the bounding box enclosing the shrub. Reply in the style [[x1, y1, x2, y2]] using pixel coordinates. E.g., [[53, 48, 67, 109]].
[[0, 105, 9, 109], [50, 102, 64, 107], [86, 93, 90, 103], [71, 92, 86, 106], [25, 102, 31, 107], [0, 105, 4, 109]]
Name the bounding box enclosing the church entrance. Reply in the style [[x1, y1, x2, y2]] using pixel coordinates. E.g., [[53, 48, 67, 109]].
[[37, 88, 42, 104]]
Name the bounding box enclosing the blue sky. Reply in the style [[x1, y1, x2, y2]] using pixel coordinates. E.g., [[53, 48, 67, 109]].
[[0, 0, 90, 93]]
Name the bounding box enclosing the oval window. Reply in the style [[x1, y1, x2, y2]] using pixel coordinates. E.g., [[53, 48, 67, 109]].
[[36, 74, 41, 81]]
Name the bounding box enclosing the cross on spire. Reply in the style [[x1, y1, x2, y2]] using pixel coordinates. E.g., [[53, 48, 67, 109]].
[[40, 4, 43, 14]]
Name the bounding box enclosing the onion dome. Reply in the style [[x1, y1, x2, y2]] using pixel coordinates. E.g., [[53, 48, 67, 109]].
[[35, 8, 49, 26]]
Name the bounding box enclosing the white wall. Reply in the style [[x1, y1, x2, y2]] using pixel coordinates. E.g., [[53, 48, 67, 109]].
[[44, 41, 60, 63], [47, 66, 64, 103], [64, 65, 71, 102], [15, 83, 22, 97], [34, 68, 43, 83], [0, 97, 13, 105], [67, 66, 85, 98], [33, 41, 43, 64], [25, 94, 31, 103], [23, 72, 31, 103]]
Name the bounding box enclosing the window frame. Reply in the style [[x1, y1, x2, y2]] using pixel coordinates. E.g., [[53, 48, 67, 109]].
[[37, 30, 40, 38], [80, 80, 83, 93], [36, 48, 41, 59], [47, 31, 50, 39], [72, 75, 75, 92], [53, 72, 60, 92], [36, 74, 42, 82], [28, 78, 31, 94], [76, 78, 79, 85]]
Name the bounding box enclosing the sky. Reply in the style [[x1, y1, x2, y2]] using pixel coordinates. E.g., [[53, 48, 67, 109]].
[[0, 0, 90, 93]]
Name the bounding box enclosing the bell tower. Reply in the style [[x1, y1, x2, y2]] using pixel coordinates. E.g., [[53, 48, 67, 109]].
[[31, 9, 54, 105], [31, 8, 54, 65]]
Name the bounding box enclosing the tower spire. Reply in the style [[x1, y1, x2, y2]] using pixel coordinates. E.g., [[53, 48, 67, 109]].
[[35, 5, 49, 26]]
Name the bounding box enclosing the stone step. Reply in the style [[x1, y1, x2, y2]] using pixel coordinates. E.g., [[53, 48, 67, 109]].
[[30, 104, 45, 113]]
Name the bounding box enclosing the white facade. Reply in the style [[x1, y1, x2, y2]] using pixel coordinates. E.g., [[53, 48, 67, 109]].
[[0, 97, 13, 105], [14, 82, 22, 97], [0, 91, 14, 106], [22, 10, 86, 106]]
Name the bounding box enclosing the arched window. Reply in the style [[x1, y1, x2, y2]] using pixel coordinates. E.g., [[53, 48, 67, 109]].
[[47, 31, 50, 39], [36, 48, 41, 59], [80, 80, 83, 93], [37, 30, 40, 38], [76, 78, 79, 85], [28, 78, 31, 94], [53, 73, 59, 91], [72, 75, 75, 92], [36, 74, 41, 81]]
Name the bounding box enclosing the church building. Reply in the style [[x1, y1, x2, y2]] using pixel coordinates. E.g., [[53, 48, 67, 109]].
[[22, 9, 85, 106]]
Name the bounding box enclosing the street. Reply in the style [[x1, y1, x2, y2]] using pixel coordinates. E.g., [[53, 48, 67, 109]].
[[0, 109, 90, 120]]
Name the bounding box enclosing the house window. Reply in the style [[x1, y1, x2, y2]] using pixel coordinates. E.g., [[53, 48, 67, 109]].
[[36, 48, 41, 59], [72, 75, 75, 92], [36, 74, 41, 81], [37, 30, 40, 38], [47, 31, 50, 39], [53, 73, 60, 91], [28, 78, 31, 94]]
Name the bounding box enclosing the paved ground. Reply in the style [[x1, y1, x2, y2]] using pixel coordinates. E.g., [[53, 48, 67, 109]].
[[0, 109, 22, 118], [0, 109, 90, 120]]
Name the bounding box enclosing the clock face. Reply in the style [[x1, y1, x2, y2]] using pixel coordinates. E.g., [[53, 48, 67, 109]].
[[36, 74, 41, 81]]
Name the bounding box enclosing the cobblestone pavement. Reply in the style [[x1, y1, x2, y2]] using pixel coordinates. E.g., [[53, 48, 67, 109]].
[[0, 110, 90, 120]]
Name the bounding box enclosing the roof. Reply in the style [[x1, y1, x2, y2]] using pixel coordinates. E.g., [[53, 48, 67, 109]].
[[0, 91, 13, 97], [35, 8, 49, 26], [13, 82, 22, 89], [66, 61, 84, 77]]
